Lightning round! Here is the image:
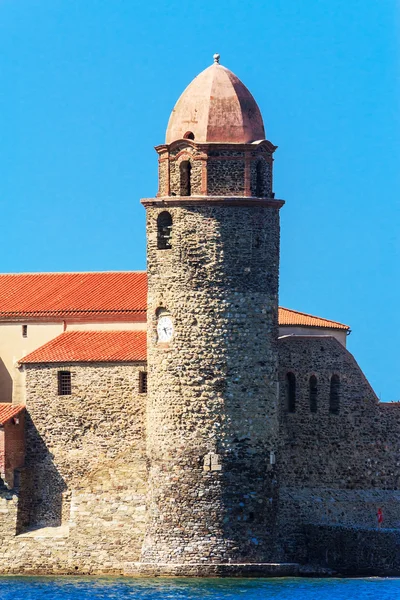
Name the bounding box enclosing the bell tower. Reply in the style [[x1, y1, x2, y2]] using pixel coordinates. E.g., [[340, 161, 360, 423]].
[[140, 55, 284, 572]]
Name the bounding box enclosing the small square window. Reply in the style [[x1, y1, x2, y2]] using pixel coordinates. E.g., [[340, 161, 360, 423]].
[[22, 325, 28, 338], [139, 371, 147, 394], [58, 371, 71, 396]]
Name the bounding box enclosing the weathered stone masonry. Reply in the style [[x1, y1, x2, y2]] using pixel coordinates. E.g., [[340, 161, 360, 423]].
[[141, 60, 283, 568], [157, 140, 275, 199], [275, 336, 400, 567], [0, 363, 147, 574], [142, 200, 282, 564], [0, 58, 398, 577]]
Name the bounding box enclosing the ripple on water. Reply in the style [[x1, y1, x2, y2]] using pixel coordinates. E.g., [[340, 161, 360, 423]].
[[0, 576, 399, 600]]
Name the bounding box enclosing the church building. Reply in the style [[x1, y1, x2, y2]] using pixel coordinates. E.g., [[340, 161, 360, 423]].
[[0, 56, 398, 576]]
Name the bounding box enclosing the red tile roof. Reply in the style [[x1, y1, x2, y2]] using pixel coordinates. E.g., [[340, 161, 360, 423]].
[[18, 308, 349, 365], [0, 272, 147, 320], [20, 331, 147, 364], [0, 404, 25, 426], [279, 307, 350, 331], [0, 272, 349, 333]]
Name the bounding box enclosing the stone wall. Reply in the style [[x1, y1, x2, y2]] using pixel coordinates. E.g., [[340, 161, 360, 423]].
[[143, 200, 282, 565], [0, 362, 147, 574], [0, 309, 396, 575], [305, 524, 400, 575], [157, 156, 168, 197], [278, 336, 381, 490], [156, 141, 277, 199], [378, 403, 400, 488], [275, 336, 400, 564], [250, 156, 272, 197], [207, 153, 245, 196]]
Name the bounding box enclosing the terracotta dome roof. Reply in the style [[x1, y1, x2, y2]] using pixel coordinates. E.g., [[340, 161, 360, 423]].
[[166, 58, 265, 144]]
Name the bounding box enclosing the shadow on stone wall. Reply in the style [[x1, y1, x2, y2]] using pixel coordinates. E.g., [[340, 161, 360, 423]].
[[220, 452, 279, 563], [16, 412, 67, 534], [305, 524, 400, 576], [0, 359, 13, 403]]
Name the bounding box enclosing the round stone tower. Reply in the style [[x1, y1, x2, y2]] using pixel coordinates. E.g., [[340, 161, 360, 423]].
[[140, 55, 284, 573]]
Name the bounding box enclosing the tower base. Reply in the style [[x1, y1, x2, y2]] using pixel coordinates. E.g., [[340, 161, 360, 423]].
[[124, 562, 300, 578]]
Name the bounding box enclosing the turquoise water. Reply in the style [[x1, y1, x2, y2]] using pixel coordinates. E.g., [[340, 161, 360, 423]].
[[0, 577, 399, 599]]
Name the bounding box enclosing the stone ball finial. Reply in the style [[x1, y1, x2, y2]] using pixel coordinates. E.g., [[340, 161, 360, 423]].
[[213, 53, 220, 64]]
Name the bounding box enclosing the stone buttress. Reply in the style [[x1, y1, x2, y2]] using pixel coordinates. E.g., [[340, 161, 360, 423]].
[[139, 57, 285, 569]]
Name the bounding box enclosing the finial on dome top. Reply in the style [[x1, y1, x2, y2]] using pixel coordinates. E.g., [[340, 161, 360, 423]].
[[165, 56, 265, 143]]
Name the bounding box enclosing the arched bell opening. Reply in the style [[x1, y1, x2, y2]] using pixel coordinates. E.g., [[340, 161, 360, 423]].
[[157, 211, 173, 250]]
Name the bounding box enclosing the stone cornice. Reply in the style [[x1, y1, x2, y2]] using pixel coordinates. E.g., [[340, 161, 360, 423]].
[[141, 196, 285, 209], [154, 139, 277, 155]]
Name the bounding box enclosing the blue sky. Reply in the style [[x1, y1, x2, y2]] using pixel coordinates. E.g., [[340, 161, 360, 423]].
[[0, 0, 399, 400]]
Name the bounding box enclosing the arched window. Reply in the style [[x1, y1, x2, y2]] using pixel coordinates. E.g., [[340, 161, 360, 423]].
[[285, 372, 296, 413], [157, 211, 172, 250], [183, 131, 195, 140], [180, 160, 192, 196], [309, 375, 318, 413], [329, 374, 340, 414], [256, 161, 264, 197]]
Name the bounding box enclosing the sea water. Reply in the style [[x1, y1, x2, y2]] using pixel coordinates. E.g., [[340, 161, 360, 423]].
[[0, 577, 399, 600]]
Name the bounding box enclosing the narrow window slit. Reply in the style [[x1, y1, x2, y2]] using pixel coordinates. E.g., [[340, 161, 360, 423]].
[[285, 372, 296, 413], [139, 372, 148, 394]]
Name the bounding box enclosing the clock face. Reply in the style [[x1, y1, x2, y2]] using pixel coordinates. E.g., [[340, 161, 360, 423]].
[[157, 315, 174, 343]]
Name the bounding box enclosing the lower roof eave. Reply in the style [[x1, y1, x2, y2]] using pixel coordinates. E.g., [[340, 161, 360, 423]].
[[0, 312, 147, 324]]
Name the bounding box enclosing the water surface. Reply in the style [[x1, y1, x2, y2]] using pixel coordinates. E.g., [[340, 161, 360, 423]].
[[0, 576, 399, 599]]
